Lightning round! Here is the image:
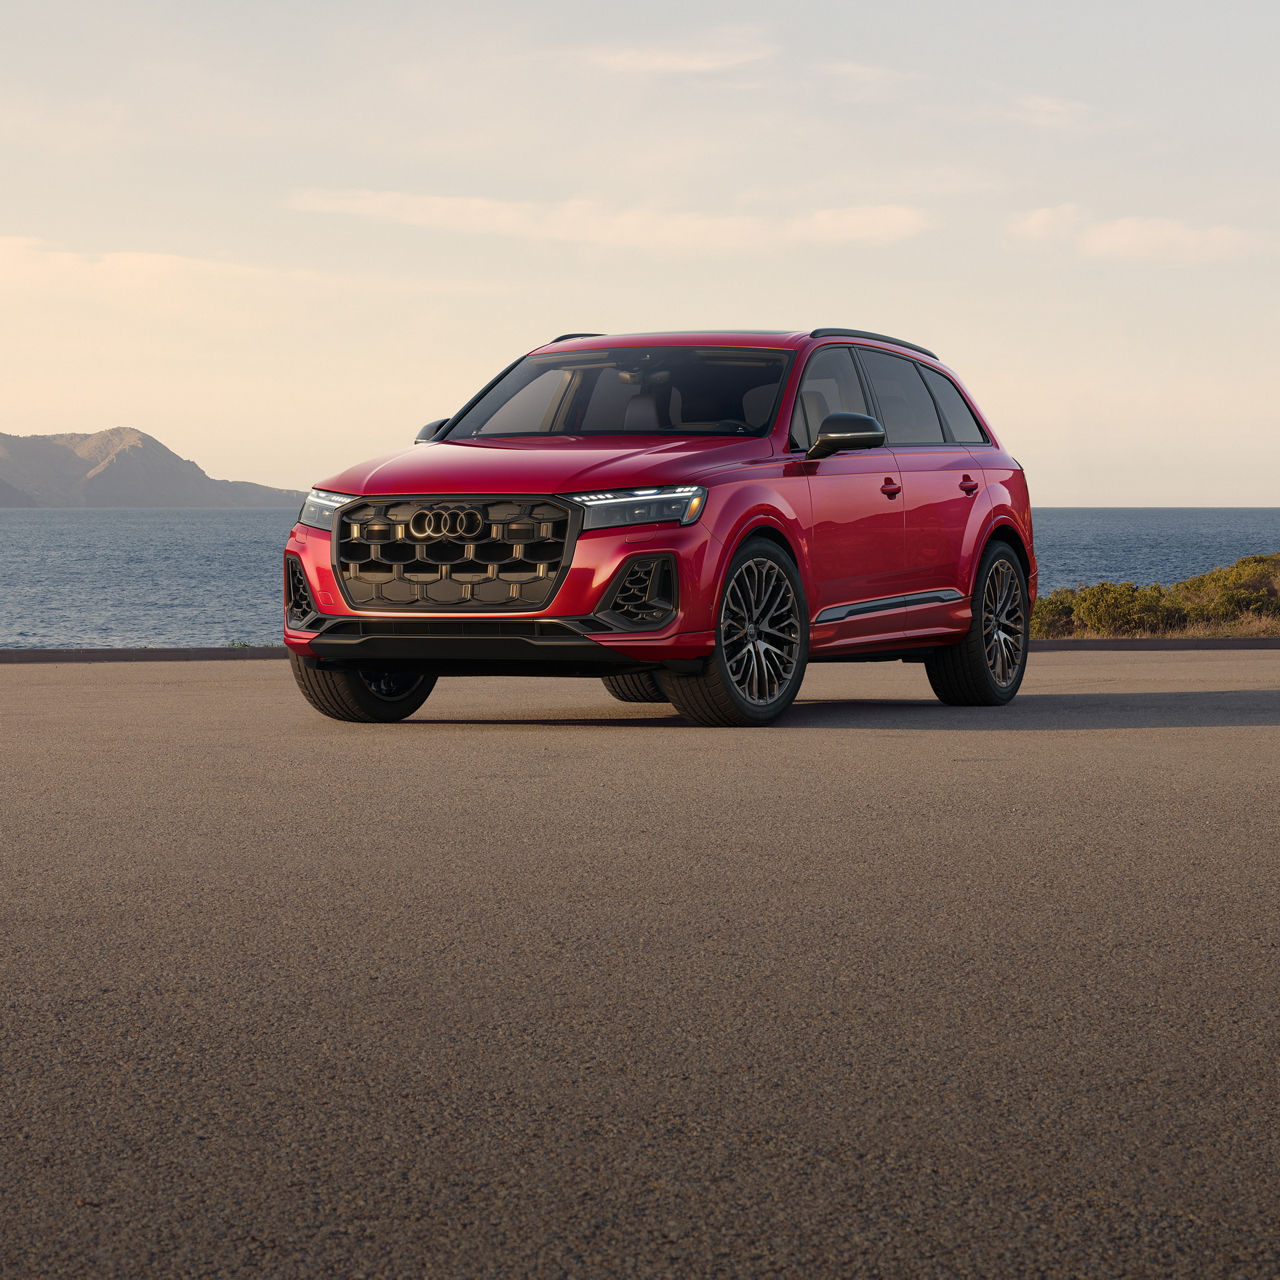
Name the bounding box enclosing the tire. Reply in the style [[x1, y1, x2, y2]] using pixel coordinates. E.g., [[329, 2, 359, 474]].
[[601, 672, 668, 703], [925, 542, 1029, 706], [662, 538, 809, 727], [290, 653, 437, 723]]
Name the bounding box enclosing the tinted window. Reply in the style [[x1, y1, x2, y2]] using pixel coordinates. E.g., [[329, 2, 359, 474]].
[[789, 347, 867, 450], [474, 369, 572, 435], [580, 367, 639, 433], [857, 349, 945, 445], [920, 367, 988, 444], [449, 347, 791, 438]]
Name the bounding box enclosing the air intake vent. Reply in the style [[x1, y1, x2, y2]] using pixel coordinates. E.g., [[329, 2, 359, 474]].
[[285, 556, 322, 630], [595, 555, 677, 630]]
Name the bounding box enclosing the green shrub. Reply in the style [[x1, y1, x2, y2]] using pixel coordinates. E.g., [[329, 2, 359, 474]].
[[1068, 581, 1179, 635], [1166, 553, 1280, 624], [1030, 588, 1078, 638], [1028, 553, 1278, 637]]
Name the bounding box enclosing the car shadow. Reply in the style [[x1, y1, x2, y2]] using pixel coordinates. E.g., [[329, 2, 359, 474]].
[[780, 688, 1280, 731], [395, 688, 1279, 731]]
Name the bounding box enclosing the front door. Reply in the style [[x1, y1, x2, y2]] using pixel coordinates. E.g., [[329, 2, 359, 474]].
[[790, 345, 906, 645]]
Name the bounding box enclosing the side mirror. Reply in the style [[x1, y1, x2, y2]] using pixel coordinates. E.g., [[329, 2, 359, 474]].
[[807, 413, 886, 460], [414, 418, 450, 444]]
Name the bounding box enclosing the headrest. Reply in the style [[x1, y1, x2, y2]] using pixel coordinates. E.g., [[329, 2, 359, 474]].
[[623, 394, 661, 432], [801, 389, 832, 429]]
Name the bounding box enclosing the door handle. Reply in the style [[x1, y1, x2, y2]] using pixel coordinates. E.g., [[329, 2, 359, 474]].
[[880, 479, 902, 499], [959, 475, 980, 495]]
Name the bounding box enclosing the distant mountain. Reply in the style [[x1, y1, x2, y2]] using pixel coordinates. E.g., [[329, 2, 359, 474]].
[[0, 428, 304, 508]]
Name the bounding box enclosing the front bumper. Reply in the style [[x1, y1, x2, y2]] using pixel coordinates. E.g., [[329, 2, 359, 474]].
[[293, 616, 710, 677], [284, 519, 720, 672]]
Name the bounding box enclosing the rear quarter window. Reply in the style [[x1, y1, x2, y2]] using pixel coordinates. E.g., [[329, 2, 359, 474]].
[[920, 367, 990, 444]]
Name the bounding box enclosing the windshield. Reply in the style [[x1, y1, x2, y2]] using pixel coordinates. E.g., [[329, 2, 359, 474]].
[[445, 346, 793, 440]]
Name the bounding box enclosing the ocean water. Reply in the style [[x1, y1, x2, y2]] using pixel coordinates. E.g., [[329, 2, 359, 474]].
[[0, 508, 299, 649], [0, 506, 1276, 649], [1032, 508, 1280, 594]]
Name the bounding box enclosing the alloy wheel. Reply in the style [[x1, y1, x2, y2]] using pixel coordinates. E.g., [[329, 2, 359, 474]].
[[720, 557, 801, 705], [982, 559, 1025, 687]]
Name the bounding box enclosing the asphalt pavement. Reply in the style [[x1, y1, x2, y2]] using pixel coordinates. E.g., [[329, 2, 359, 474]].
[[3, 650, 1279, 1277]]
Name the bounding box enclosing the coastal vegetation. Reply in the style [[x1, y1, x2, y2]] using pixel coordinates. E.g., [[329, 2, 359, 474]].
[[1031, 554, 1280, 638]]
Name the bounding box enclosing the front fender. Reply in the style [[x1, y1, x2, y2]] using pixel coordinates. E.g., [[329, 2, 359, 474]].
[[695, 471, 815, 627]]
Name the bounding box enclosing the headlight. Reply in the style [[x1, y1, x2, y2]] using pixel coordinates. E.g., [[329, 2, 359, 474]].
[[567, 485, 707, 531], [297, 489, 351, 531]]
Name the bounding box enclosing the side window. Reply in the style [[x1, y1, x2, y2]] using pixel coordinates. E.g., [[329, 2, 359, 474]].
[[856, 349, 944, 445], [789, 347, 867, 450], [919, 366, 989, 444]]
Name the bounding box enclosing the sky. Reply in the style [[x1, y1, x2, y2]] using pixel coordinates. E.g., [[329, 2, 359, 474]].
[[2, 0, 1277, 504]]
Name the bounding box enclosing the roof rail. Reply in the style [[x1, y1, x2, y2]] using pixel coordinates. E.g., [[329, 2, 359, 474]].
[[809, 328, 938, 360], [548, 332, 604, 343]]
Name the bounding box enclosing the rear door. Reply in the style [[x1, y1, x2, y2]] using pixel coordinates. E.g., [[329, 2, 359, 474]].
[[855, 348, 987, 636], [792, 346, 906, 644]]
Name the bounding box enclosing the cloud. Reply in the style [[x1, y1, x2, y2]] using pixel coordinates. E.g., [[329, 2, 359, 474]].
[[579, 30, 775, 74], [0, 90, 135, 152], [787, 206, 934, 244], [291, 190, 934, 252], [1077, 217, 1259, 263], [0, 235, 498, 302], [1008, 204, 1084, 241], [1009, 94, 1093, 131], [1008, 207, 1260, 263], [819, 62, 917, 98], [953, 92, 1099, 136]]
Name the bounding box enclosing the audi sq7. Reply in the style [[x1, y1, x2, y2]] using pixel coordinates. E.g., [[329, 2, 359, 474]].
[[284, 329, 1035, 727]]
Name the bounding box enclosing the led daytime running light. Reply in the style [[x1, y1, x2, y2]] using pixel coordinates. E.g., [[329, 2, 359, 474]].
[[566, 485, 707, 530], [298, 488, 352, 531]]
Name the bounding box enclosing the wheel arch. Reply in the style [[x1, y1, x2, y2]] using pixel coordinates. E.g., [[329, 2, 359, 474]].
[[982, 521, 1031, 584], [733, 521, 800, 567]]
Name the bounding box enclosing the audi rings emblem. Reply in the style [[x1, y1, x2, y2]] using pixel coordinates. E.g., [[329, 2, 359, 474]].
[[407, 507, 486, 539]]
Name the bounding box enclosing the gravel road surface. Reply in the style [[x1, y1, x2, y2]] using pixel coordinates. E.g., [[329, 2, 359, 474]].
[[3, 651, 1279, 1277]]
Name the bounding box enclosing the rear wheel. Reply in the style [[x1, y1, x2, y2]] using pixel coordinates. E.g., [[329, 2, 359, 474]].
[[925, 543, 1028, 706], [662, 538, 808, 727], [290, 653, 437, 722], [601, 672, 668, 703]]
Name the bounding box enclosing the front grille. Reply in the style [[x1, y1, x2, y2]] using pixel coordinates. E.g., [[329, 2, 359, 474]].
[[336, 498, 576, 611]]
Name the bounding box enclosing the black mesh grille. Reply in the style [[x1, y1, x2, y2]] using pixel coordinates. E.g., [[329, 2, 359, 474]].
[[285, 556, 321, 630], [596, 555, 677, 630], [336, 498, 575, 611]]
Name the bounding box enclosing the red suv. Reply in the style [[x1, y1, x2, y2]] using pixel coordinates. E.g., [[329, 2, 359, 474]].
[[284, 329, 1035, 726]]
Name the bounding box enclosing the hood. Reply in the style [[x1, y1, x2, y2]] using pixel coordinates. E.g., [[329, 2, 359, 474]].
[[315, 434, 774, 497]]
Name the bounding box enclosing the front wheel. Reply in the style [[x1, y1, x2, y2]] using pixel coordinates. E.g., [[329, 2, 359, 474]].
[[290, 654, 437, 722], [662, 538, 809, 727], [925, 543, 1029, 706]]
